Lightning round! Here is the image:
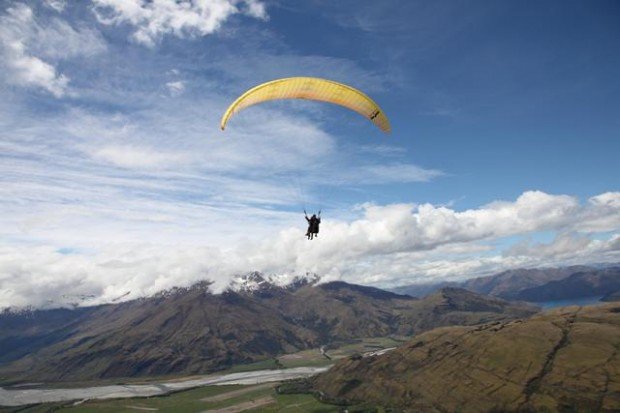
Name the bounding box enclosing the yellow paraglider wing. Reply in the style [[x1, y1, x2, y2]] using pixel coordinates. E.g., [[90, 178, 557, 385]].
[[220, 77, 391, 133]]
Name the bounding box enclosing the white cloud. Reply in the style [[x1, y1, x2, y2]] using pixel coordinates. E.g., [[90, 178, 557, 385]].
[[91, 144, 189, 169], [1, 190, 619, 308], [166, 80, 185, 96], [0, 244, 236, 308], [92, 0, 268, 47], [577, 192, 620, 232], [358, 144, 407, 157], [43, 0, 67, 13], [10, 53, 69, 97], [505, 233, 620, 261], [0, 5, 67, 96], [352, 163, 443, 184], [242, 0, 267, 19], [237, 191, 617, 275], [0, 3, 106, 97]]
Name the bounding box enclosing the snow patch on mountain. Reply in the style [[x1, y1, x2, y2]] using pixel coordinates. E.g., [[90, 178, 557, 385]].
[[227, 272, 321, 293]]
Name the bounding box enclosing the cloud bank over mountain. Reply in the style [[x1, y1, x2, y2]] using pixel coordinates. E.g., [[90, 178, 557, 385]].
[[1, 190, 618, 308]]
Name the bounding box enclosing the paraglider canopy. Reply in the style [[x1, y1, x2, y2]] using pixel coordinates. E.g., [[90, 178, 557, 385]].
[[220, 77, 391, 133]]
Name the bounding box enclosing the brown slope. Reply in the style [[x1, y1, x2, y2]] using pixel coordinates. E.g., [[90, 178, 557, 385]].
[[267, 284, 535, 340], [0, 282, 536, 383], [1, 283, 317, 382], [0, 307, 96, 364], [313, 304, 620, 413]]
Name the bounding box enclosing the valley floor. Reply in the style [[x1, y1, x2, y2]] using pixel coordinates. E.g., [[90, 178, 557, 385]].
[[0, 367, 329, 408], [0, 337, 402, 412], [3, 382, 341, 413]]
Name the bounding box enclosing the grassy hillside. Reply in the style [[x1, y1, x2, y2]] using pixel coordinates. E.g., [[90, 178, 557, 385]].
[[313, 304, 620, 412]]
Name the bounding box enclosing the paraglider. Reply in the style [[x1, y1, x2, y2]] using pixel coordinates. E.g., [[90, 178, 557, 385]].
[[220, 77, 391, 239], [220, 77, 391, 133], [305, 210, 321, 240]]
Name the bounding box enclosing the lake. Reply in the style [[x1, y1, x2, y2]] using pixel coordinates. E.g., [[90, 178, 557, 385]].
[[536, 296, 604, 310]]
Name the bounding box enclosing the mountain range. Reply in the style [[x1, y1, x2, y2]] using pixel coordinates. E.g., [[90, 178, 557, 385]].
[[0, 274, 535, 383], [393, 265, 620, 302]]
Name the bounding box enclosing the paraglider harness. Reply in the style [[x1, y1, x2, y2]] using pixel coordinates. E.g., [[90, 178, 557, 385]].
[[304, 209, 321, 240]]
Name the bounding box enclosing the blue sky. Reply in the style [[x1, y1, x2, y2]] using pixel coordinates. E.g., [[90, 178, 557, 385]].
[[0, 0, 618, 308], [280, 0, 620, 207]]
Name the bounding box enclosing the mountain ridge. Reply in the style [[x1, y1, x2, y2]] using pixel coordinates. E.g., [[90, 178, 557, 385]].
[[511, 267, 620, 302], [392, 264, 620, 301], [0, 279, 536, 383]]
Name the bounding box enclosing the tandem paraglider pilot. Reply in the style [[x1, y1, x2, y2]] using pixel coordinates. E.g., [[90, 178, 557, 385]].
[[305, 211, 321, 240]]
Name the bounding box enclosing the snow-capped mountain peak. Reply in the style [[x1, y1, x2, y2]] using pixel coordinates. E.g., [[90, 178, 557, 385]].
[[227, 272, 321, 293]]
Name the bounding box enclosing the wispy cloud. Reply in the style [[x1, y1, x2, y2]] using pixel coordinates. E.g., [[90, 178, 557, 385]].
[[43, 0, 67, 13], [166, 80, 185, 96], [92, 0, 268, 47], [358, 144, 407, 157], [91, 144, 190, 169], [0, 5, 67, 96], [352, 163, 443, 184], [0, 3, 106, 97]]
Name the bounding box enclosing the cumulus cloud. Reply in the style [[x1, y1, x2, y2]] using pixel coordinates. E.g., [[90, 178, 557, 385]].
[[1, 191, 619, 308], [92, 0, 268, 47], [0, 3, 106, 96], [237, 191, 619, 276], [577, 192, 620, 232], [0, 244, 234, 308]]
